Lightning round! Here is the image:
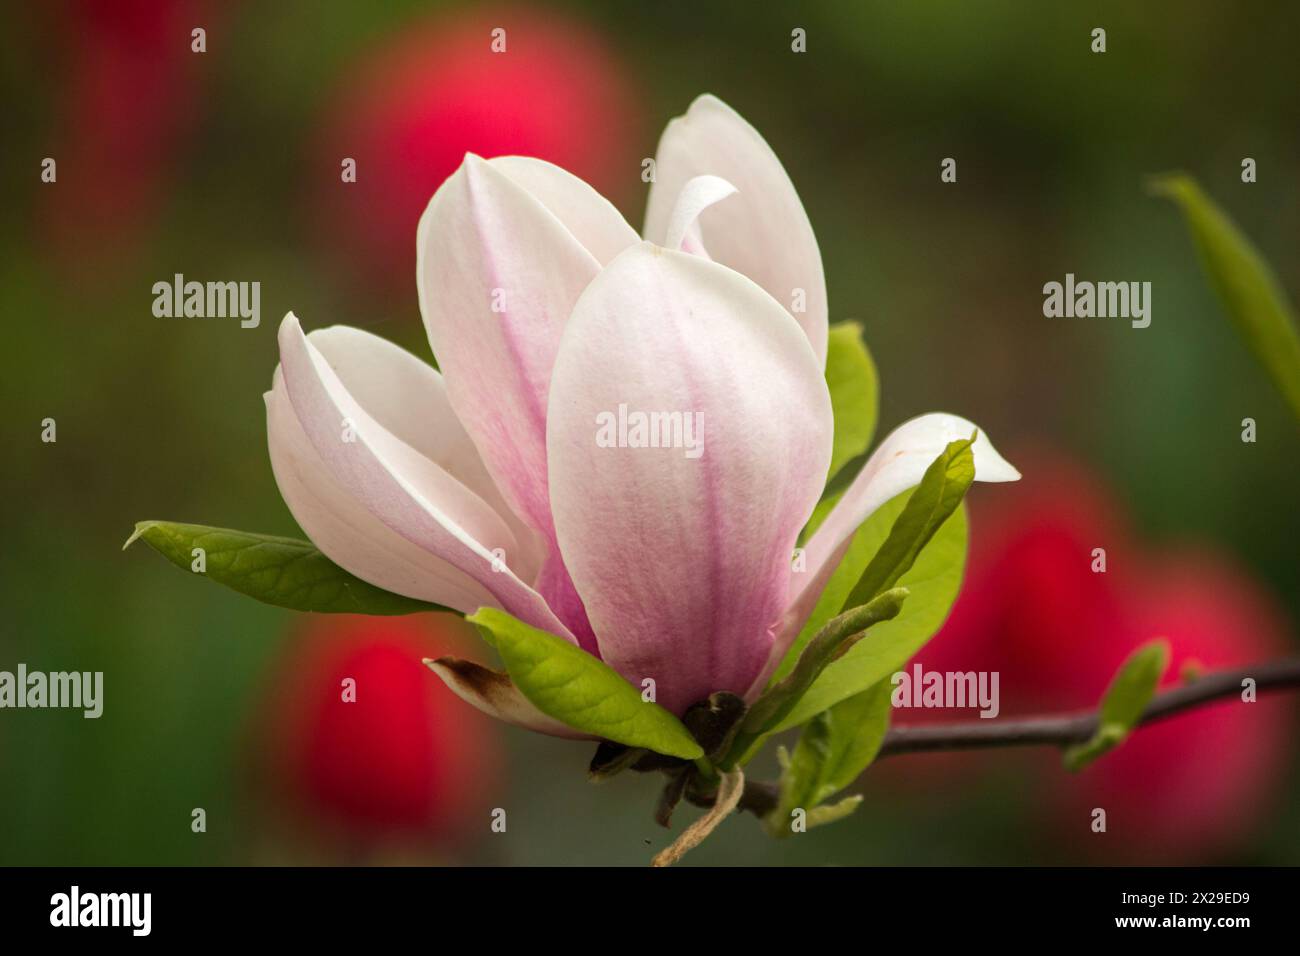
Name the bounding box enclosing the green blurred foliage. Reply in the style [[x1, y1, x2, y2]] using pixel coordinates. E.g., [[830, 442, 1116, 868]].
[[0, 0, 1295, 865]]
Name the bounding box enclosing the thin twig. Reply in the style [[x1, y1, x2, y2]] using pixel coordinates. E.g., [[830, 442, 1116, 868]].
[[725, 658, 1300, 816], [877, 657, 1300, 756]]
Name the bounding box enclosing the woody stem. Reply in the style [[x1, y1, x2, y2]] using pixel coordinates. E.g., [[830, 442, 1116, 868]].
[[719, 657, 1300, 817]]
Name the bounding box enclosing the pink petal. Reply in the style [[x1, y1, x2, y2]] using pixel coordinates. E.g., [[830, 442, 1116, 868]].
[[267, 369, 495, 612], [275, 313, 574, 640], [644, 95, 828, 366], [417, 154, 633, 647], [306, 325, 544, 581], [546, 243, 833, 714]]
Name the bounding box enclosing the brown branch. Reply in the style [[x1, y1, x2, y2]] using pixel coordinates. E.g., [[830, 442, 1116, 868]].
[[729, 658, 1300, 817], [877, 657, 1300, 757]]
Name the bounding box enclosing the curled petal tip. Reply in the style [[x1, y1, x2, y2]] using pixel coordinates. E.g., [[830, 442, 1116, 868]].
[[664, 173, 739, 253], [967, 427, 1021, 482]]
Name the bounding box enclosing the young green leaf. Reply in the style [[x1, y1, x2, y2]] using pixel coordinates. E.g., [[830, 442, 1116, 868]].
[[840, 435, 975, 612], [765, 436, 975, 734], [807, 679, 894, 800], [741, 588, 907, 738], [767, 735, 825, 837], [824, 321, 880, 484], [124, 520, 443, 615], [805, 795, 864, 829], [1063, 639, 1171, 772], [467, 607, 704, 760], [768, 497, 967, 732], [1152, 173, 1300, 421], [766, 678, 892, 836]]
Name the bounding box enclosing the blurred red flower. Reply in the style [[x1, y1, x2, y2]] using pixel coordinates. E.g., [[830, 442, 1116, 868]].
[[40, 0, 207, 273], [255, 613, 500, 858], [898, 452, 1294, 861], [311, 7, 642, 295], [1048, 553, 1293, 861]]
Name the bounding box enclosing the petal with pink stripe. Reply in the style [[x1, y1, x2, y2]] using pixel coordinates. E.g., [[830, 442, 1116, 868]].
[[416, 154, 630, 647], [275, 313, 574, 640], [546, 243, 833, 714]]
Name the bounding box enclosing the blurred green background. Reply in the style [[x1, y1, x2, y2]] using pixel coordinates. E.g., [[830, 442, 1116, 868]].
[[2, 0, 1296, 865]]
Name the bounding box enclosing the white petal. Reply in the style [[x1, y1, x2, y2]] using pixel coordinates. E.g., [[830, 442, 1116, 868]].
[[644, 95, 828, 366], [417, 155, 626, 645], [663, 173, 737, 255], [306, 325, 544, 582], [266, 371, 495, 612], [417, 154, 600, 544], [274, 313, 575, 640], [486, 155, 638, 266]]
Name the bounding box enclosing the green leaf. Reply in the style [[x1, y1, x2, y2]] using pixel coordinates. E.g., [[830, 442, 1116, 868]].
[[467, 607, 704, 760], [840, 436, 975, 612], [805, 795, 864, 829], [802, 324, 880, 541], [767, 740, 820, 837], [1152, 173, 1300, 421], [1064, 639, 1170, 772], [809, 680, 894, 798], [767, 679, 892, 835], [768, 496, 968, 732], [762, 439, 975, 733], [741, 588, 907, 739], [1097, 640, 1170, 728], [124, 520, 442, 615], [824, 321, 880, 483]]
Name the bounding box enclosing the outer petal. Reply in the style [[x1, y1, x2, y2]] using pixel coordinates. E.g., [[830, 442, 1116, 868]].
[[267, 370, 495, 613], [275, 313, 574, 640], [427, 657, 592, 740], [417, 154, 631, 645], [778, 413, 1020, 656], [644, 95, 828, 366], [306, 325, 543, 581], [546, 243, 833, 715]]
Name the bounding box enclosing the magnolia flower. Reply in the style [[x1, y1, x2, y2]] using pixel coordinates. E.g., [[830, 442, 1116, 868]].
[[266, 95, 1019, 730]]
